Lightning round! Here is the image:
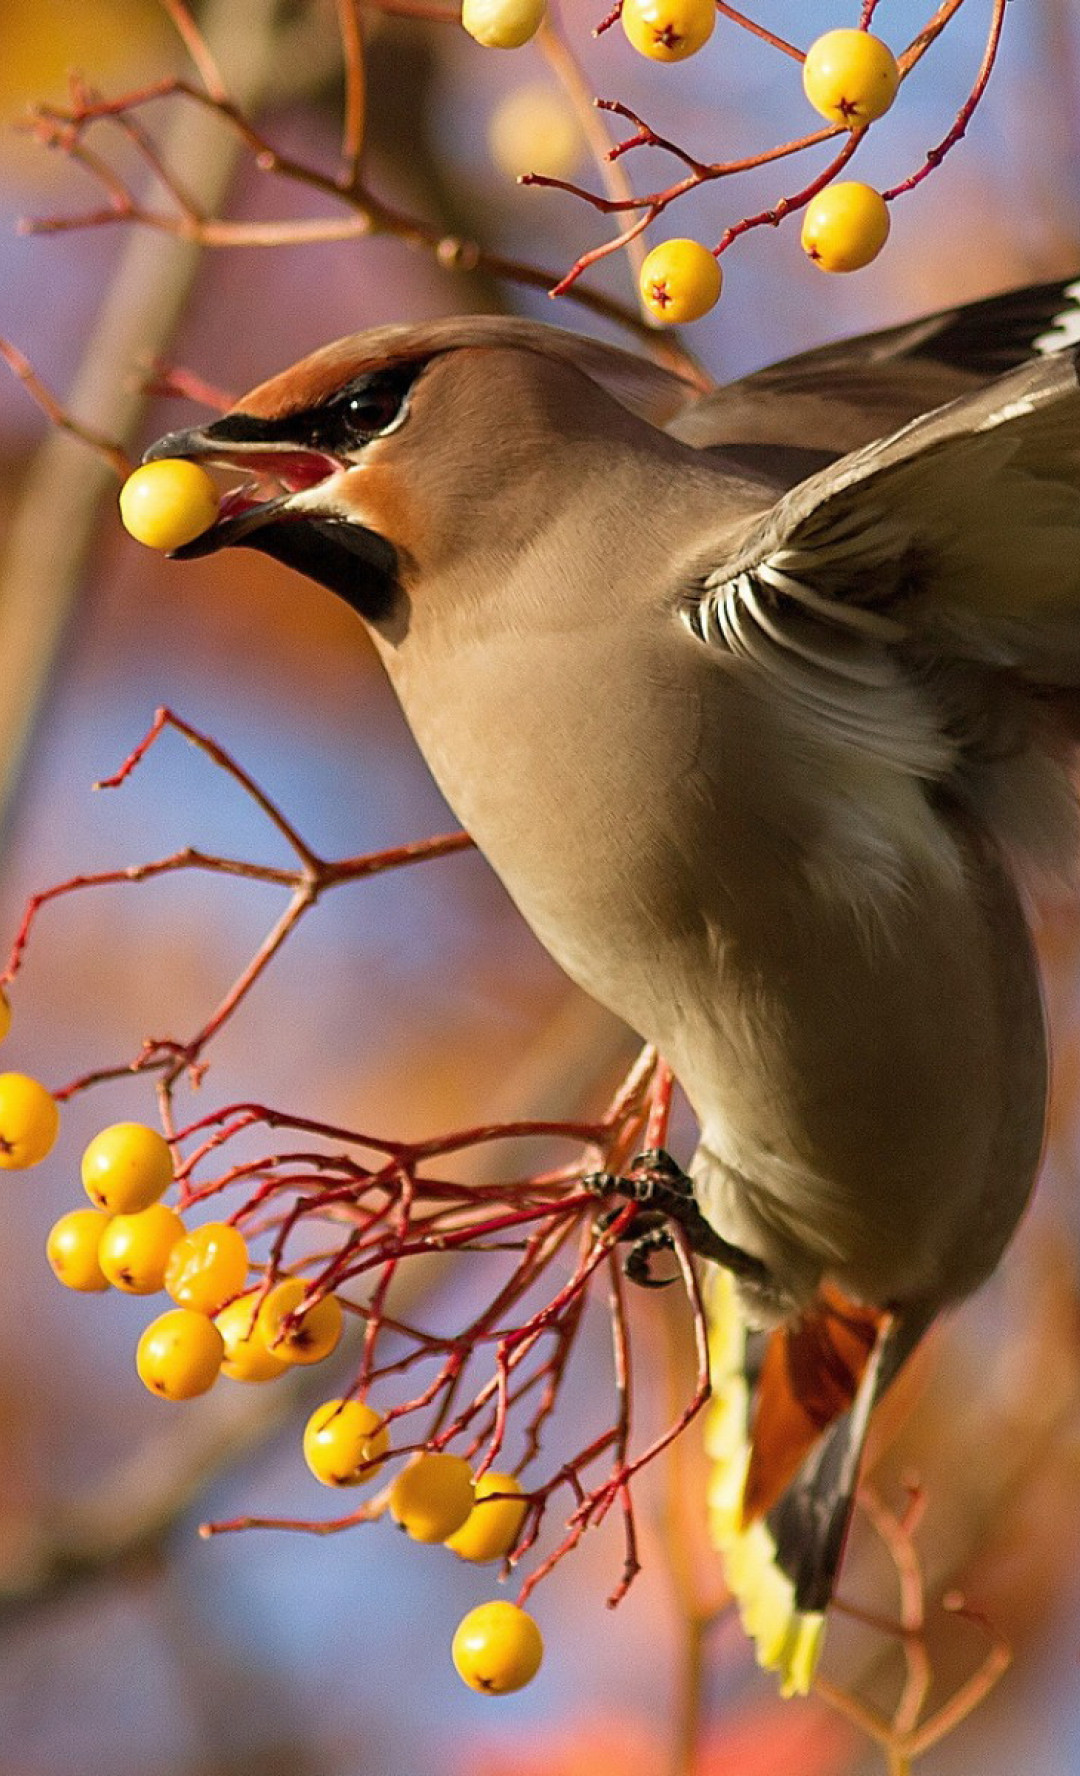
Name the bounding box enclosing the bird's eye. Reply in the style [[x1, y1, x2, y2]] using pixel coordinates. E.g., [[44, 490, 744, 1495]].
[[306, 363, 421, 453], [343, 387, 403, 430]]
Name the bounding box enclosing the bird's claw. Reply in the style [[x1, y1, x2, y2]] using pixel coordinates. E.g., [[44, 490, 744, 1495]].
[[622, 1220, 679, 1289], [592, 1197, 679, 1286], [584, 1148, 773, 1291], [583, 1147, 691, 1209]]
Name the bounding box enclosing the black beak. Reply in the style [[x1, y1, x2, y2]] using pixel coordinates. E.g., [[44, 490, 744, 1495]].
[[142, 420, 402, 621]]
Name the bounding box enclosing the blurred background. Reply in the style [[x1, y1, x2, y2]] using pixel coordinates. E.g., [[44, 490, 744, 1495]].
[[2, 2, 1080, 1772]]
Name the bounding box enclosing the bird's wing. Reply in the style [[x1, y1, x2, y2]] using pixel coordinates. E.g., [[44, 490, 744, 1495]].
[[671, 275, 1080, 453], [688, 343, 1080, 696], [749, 274, 1080, 382]]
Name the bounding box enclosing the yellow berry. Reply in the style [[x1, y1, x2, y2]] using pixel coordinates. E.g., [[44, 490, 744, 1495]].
[[621, 0, 714, 63], [81, 1122, 174, 1213], [445, 1471, 528, 1563], [46, 1207, 111, 1292], [488, 84, 581, 182], [640, 239, 722, 324], [258, 1277, 344, 1366], [452, 1601, 544, 1694], [164, 1220, 249, 1315], [801, 180, 890, 272], [215, 1293, 290, 1383], [0, 988, 11, 1045], [136, 1307, 224, 1400], [389, 1452, 474, 1543], [0, 1072, 60, 1170], [119, 458, 219, 552], [803, 29, 900, 127], [303, 1398, 390, 1487], [99, 1202, 186, 1294], [462, 0, 546, 49]]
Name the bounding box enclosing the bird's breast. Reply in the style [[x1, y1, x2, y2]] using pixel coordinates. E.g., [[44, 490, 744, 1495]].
[[376, 602, 737, 1030]]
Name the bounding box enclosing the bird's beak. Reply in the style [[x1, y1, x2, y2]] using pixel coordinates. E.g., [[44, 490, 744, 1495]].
[[142, 420, 400, 614]]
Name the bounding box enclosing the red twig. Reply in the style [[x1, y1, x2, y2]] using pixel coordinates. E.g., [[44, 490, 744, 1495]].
[[3, 707, 476, 1094], [0, 339, 131, 478], [604, 1253, 640, 1605], [93, 706, 321, 865], [821, 1481, 1012, 1765], [158, 0, 230, 102], [140, 361, 236, 410], [714, 1, 803, 62], [17, 70, 687, 356], [715, 128, 862, 256], [885, 0, 1008, 201], [335, 0, 367, 189]]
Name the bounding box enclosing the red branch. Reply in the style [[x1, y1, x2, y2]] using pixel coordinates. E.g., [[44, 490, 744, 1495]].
[[12, 0, 1003, 335], [3, 707, 474, 1097], [820, 1481, 1011, 1760], [884, 0, 1008, 201], [1, 338, 131, 477], [2, 703, 687, 1606]]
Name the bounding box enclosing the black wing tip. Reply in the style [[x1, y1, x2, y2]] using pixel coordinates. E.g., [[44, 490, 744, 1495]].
[[903, 274, 1080, 376]]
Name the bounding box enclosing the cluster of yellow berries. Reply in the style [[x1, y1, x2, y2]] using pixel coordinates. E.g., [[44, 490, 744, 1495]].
[[0, 993, 540, 1692], [458, 4, 900, 325], [46, 1117, 335, 1393], [303, 1416, 542, 1691], [19, 1044, 541, 1692], [636, 28, 898, 324], [383, 1451, 542, 1693]]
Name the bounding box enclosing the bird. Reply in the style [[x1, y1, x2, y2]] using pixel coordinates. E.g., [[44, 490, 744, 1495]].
[[143, 277, 1080, 1689]]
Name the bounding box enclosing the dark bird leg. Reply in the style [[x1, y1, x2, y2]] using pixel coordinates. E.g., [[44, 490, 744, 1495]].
[[584, 1147, 774, 1291]]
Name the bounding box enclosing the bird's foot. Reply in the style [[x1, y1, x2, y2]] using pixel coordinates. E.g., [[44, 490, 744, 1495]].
[[591, 1202, 679, 1289], [583, 1148, 772, 1291]]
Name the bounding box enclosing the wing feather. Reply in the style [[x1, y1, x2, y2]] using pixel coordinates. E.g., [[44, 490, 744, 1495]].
[[691, 346, 1080, 686]]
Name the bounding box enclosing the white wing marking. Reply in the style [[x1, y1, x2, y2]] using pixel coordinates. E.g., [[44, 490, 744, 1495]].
[[1033, 278, 1080, 355]]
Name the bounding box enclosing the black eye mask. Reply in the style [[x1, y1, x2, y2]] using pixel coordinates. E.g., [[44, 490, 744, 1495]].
[[203, 359, 425, 456]]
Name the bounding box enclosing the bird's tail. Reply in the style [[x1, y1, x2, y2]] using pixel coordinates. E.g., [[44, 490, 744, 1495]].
[[705, 1269, 925, 1694]]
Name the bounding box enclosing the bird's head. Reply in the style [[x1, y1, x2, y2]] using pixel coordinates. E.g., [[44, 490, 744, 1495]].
[[145, 316, 699, 634]]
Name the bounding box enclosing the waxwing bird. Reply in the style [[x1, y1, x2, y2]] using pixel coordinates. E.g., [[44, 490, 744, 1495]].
[[144, 280, 1080, 1688]]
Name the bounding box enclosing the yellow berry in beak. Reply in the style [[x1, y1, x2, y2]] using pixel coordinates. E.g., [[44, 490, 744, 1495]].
[[119, 458, 220, 551]]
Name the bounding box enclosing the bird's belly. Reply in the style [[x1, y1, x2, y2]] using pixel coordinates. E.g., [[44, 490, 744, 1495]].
[[382, 628, 1047, 1315], [679, 854, 1047, 1311]]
